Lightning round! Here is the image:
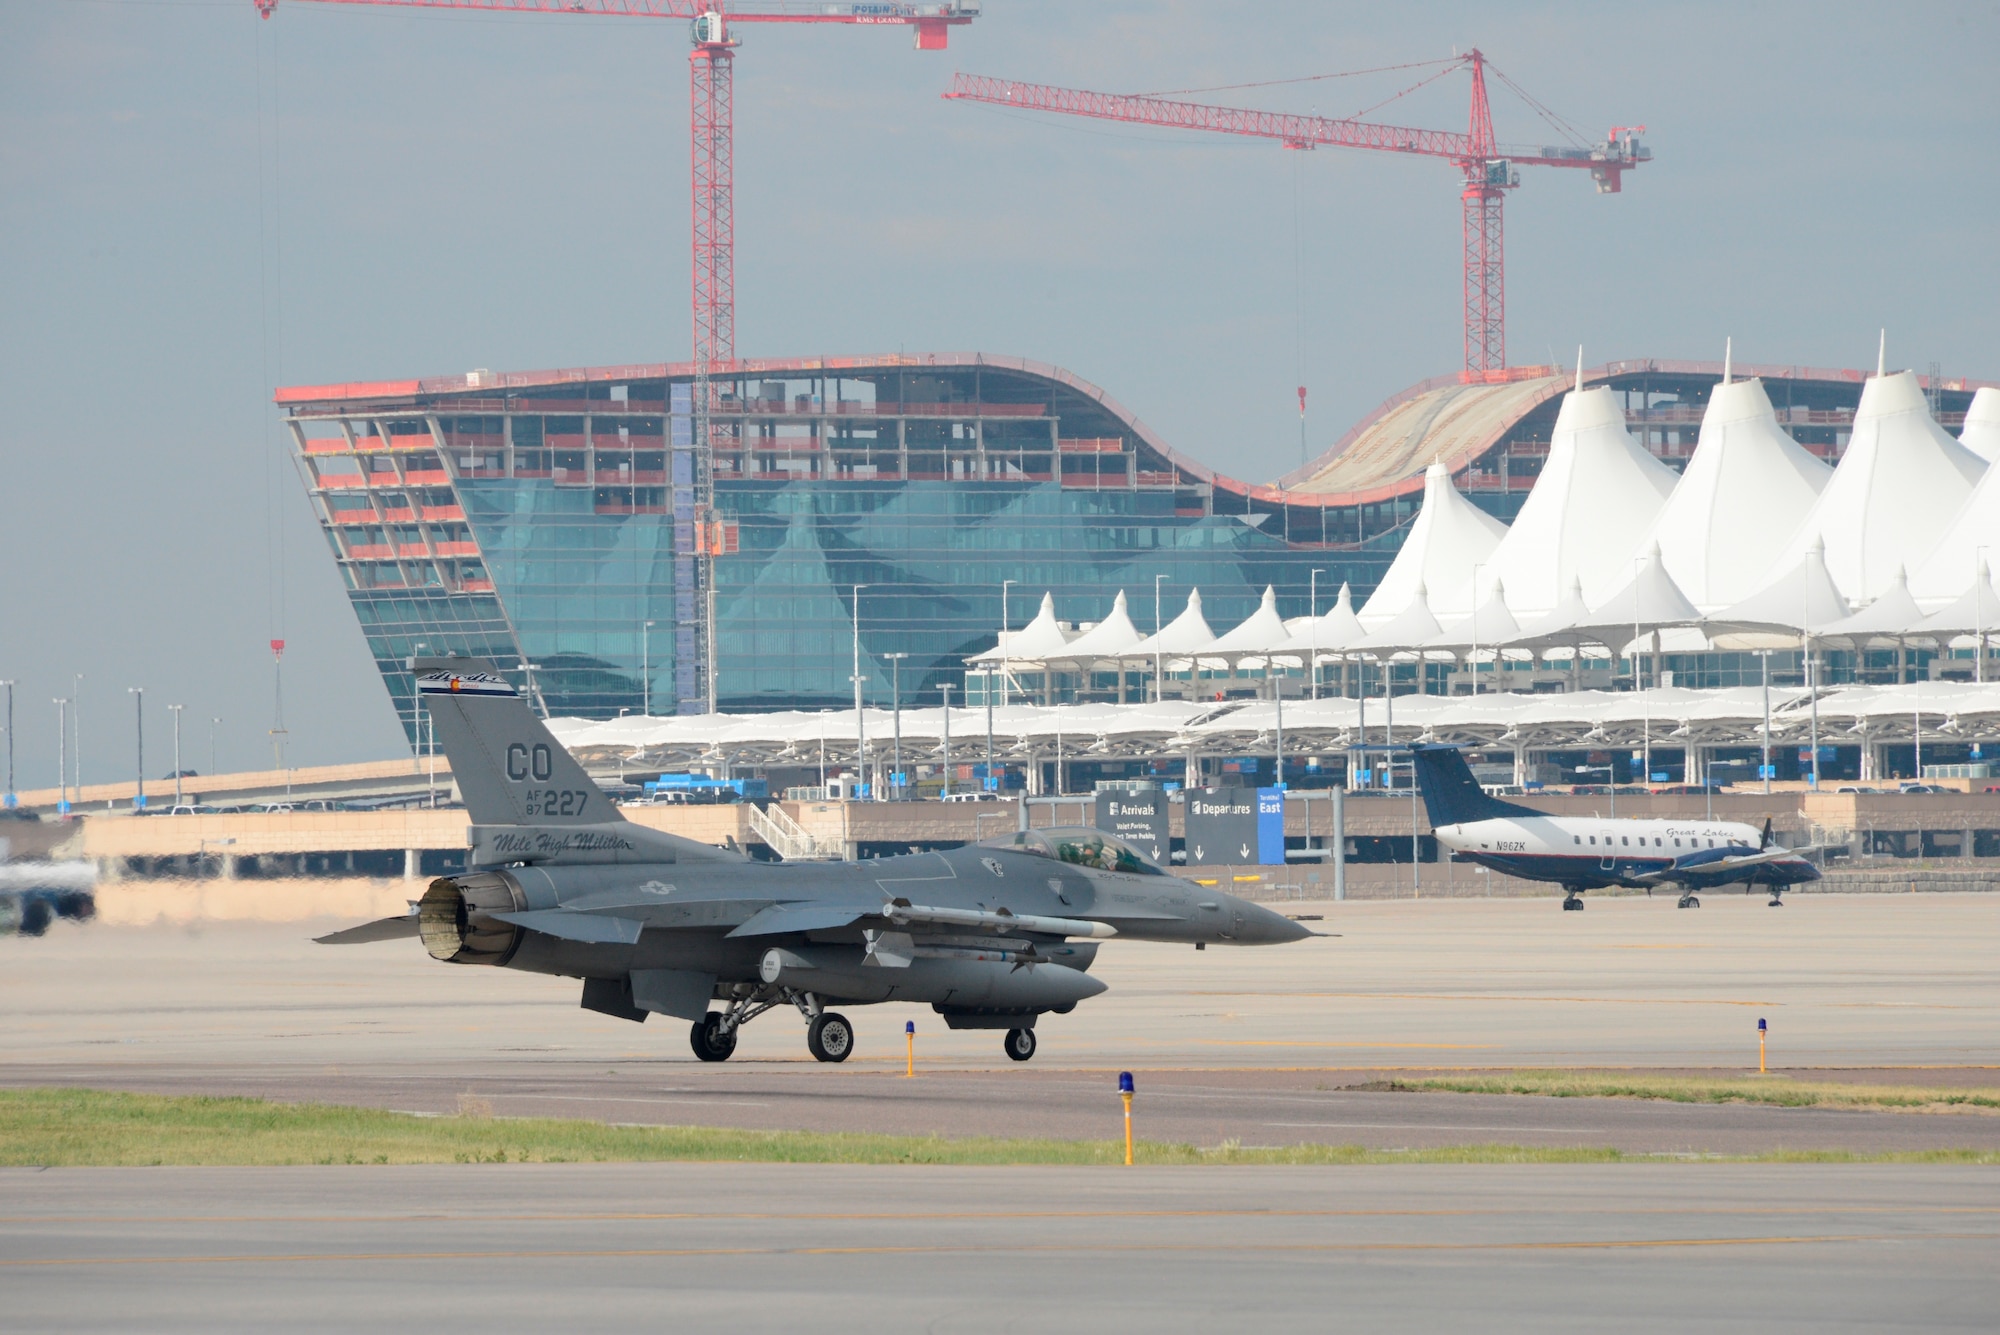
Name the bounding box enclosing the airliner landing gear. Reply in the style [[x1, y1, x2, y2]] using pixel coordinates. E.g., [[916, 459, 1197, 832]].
[[1561, 889, 1585, 911], [1768, 890, 1785, 908], [1003, 1027, 1038, 1062], [1677, 892, 1700, 909]]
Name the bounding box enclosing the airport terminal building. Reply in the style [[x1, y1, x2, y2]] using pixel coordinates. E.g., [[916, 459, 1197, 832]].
[[276, 353, 1983, 743]]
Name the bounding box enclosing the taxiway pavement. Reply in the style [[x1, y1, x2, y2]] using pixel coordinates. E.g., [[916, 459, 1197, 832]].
[[3, 1163, 1995, 1332]]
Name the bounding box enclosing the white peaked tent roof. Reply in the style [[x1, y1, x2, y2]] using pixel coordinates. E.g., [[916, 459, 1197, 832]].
[[1504, 577, 1600, 648], [967, 591, 1074, 663], [1959, 386, 2000, 464], [1205, 585, 1294, 658], [1486, 384, 1679, 617], [1127, 587, 1218, 660], [1908, 432, 2000, 607], [1768, 370, 1985, 605], [1352, 582, 1442, 653], [1424, 576, 1521, 650], [1355, 461, 1509, 628], [1646, 375, 1833, 613], [1569, 541, 1702, 640], [1916, 570, 2000, 638], [1712, 536, 1851, 638], [1272, 583, 1368, 658], [1818, 567, 1928, 643], [1044, 589, 1144, 664]]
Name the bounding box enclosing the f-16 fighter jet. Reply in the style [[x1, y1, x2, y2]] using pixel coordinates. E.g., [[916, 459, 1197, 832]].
[[1410, 743, 1821, 911], [320, 659, 1309, 1063]]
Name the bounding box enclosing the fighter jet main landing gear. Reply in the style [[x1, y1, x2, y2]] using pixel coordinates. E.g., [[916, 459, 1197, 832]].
[[1003, 1027, 1038, 1062], [690, 1013, 737, 1062], [807, 1012, 854, 1063]]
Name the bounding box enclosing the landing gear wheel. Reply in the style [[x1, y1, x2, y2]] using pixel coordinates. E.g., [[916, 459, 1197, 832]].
[[807, 1012, 854, 1063], [690, 1013, 737, 1063], [1003, 1027, 1038, 1062], [1561, 893, 1585, 911], [1768, 895, 1785, 908], [1677, 894, 1700, 909]]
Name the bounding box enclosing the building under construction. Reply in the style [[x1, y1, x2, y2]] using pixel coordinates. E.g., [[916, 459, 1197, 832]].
[[278, 351, 1984, 741]]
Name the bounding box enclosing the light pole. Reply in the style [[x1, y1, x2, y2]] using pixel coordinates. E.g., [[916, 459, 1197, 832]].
[[412, 642, 430, 744], [1153, 574, 1167, 703], [54, 698, 68, 816], [642, 619, 656, 715], [168, 704, 184, 810], [1968, 547, 1984, 683], [1308, 569, 1324, 700], [1000, 579, 1015, 708], [850, 585, 868, 800], [939, 683, 954, 799], [1760, 651, 1772, 795], [1470, 562, 1485, 696], [209, 717, 220, 779], [984, 662, 996, 793], [1, 679, 14, 808], [884, 652, 908, 800], [128, 687, 144, 812]]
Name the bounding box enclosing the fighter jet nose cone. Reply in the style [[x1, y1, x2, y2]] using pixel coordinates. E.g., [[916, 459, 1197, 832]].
[[1238, 899, 1312, 944]]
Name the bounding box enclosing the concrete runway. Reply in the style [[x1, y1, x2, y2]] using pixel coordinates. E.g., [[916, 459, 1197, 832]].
[[5, 893, 1999, 1153], [4, 1163, 1996, 1332]]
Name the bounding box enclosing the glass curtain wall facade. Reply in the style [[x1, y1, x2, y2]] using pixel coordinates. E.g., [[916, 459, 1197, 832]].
[[285, 356, 1400, 743]]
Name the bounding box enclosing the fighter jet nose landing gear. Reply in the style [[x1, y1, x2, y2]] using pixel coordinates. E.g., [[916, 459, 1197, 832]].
[[807, 1012, 854, 1063], [1003, 1027, 1037, 1062], [690, 1013, 737, 1062]]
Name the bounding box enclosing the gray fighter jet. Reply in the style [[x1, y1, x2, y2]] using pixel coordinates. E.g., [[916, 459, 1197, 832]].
[[319, 659, 1310, 1063]]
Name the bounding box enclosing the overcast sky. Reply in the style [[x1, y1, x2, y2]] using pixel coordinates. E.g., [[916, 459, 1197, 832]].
[[3, 0, 1997, 784]]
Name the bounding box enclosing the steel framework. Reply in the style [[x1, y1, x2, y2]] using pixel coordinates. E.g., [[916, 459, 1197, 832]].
[[255, 0, 977, 712], [945, 51, 1648, 379]]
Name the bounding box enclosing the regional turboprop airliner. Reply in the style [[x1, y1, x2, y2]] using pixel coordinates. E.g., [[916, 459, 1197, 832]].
[[1409, 745, 1821, 910]]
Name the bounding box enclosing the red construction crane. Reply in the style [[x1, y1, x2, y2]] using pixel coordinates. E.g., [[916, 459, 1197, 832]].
[[257, 1, 980, 373], [945, 52, 1648, 380]]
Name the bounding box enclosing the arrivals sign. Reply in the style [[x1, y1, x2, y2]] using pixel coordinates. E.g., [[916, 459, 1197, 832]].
[[1094, 789, 1169, 865]]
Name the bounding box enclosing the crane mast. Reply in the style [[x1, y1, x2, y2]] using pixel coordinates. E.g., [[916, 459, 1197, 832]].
[[256, 0, 978, 713], [946, 51, 1647, 379]]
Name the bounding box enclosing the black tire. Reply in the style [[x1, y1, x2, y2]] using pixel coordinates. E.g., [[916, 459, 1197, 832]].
[[807, 1012, 854, 1064], [1003, 1027, 1037, 1062], [1561, 897, 1584, 912], [18, 898, 52, 937], [689, 1014, 736, 1063], [1683, 896, 1700, 909]]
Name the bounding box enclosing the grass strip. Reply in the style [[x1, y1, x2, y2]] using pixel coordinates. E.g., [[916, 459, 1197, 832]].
[[0, 1089, 1995, 1167], [1355, 1071, 2000, 1113]]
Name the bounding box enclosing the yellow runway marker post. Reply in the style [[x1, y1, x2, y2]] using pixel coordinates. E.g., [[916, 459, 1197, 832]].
[[905, 1021, 915, 1078], [1758, 1017, 1767, 1074], [1118, 1071, 1135, 1166]]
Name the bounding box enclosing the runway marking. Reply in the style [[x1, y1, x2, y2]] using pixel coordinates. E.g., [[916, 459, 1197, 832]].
[[1263, 1121, 1612, 1134], [1172, 992, 1775, 1007], [7, 1206, 1995, 1228], [6, 1233, 1995, 1269], [489, 1094, 773, 1109], [1198, 1042, 1499, 1049]]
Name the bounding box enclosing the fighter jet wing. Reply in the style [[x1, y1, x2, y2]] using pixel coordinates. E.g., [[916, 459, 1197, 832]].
[[725, 902, 883, 938], [313, 907, 420, 944]]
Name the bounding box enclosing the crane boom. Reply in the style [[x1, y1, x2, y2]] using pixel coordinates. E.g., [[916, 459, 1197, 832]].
[[256, 0, 978, 715], [945, 55, 1647, 378]]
